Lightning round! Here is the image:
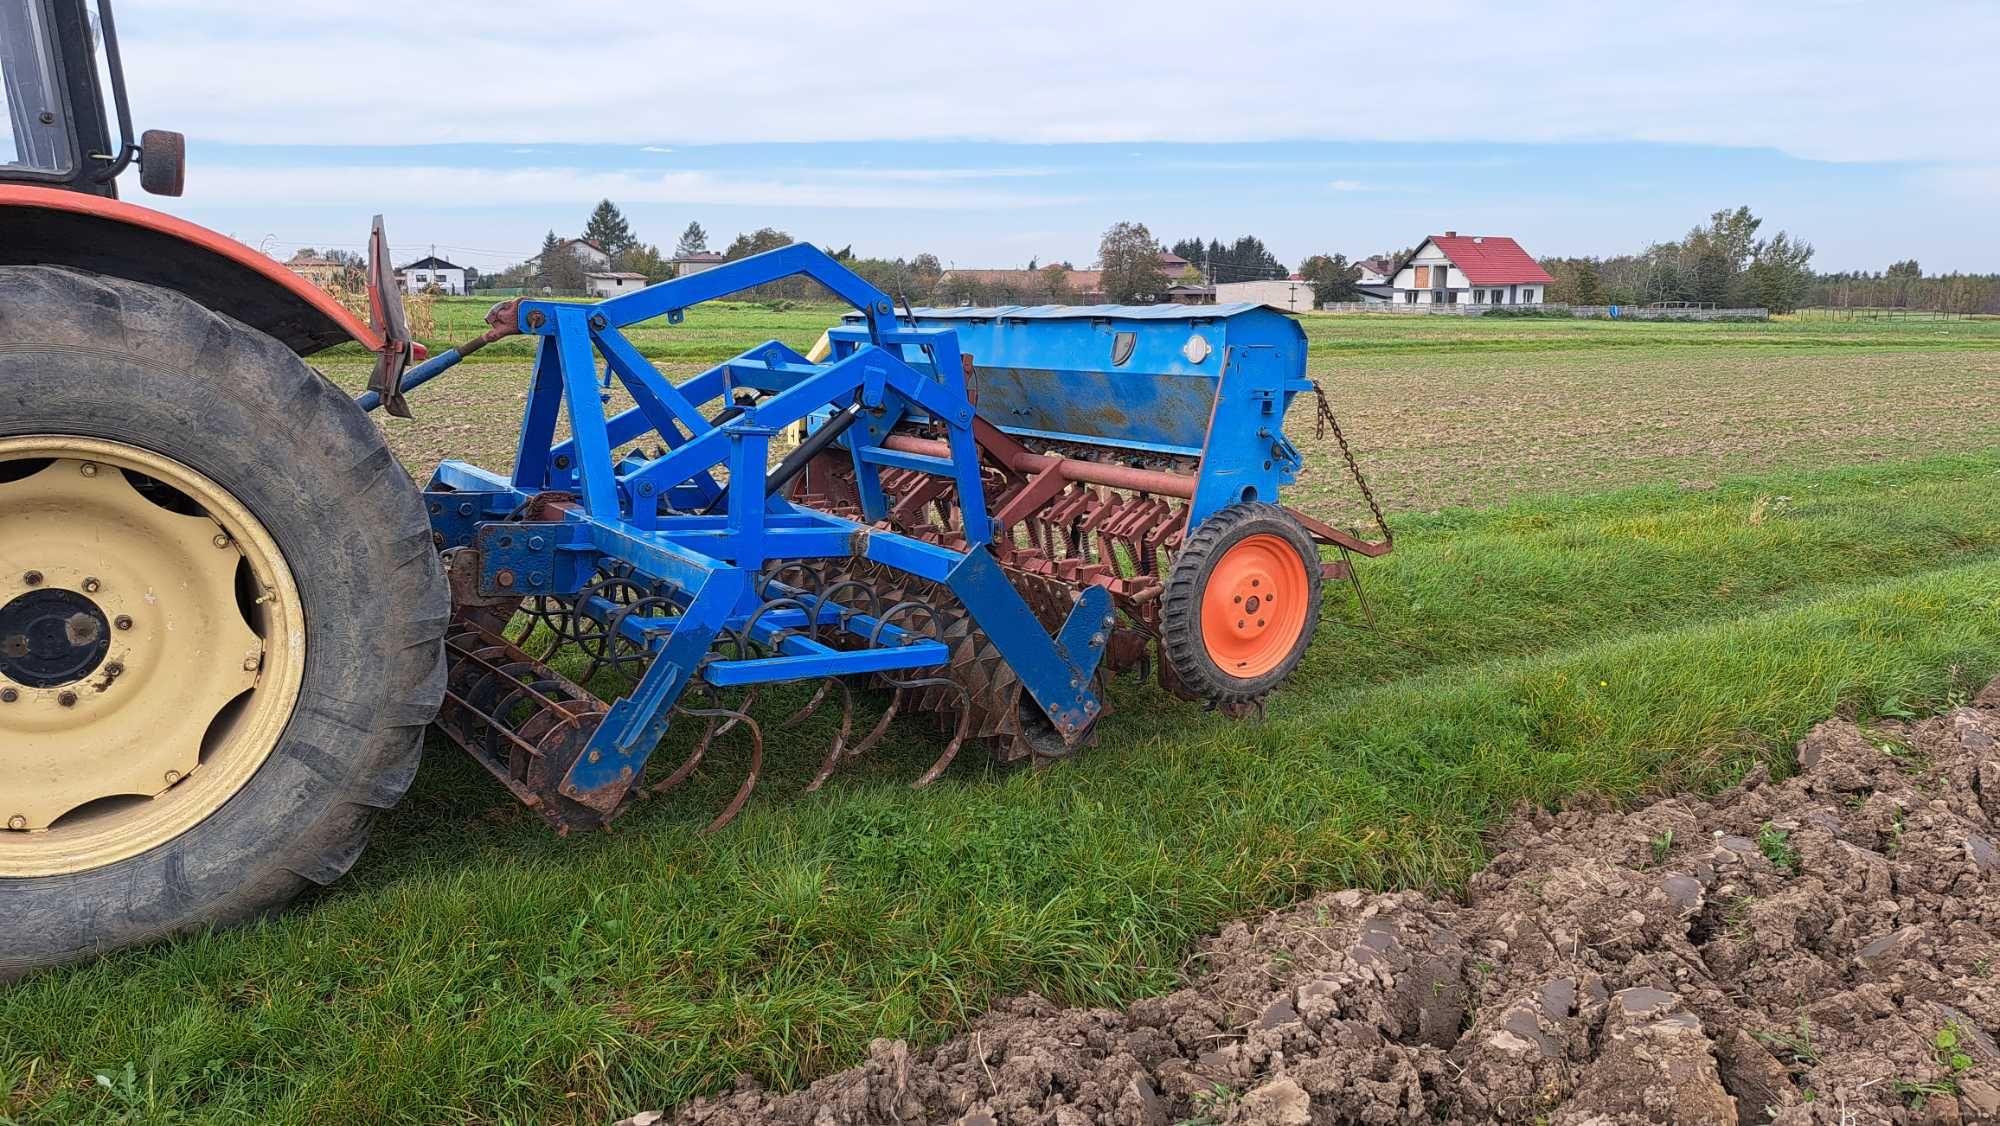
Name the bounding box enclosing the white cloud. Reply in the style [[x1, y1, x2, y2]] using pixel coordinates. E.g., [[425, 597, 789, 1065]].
[[119, 1, 1999, 165], [183, 164, 1083, 211], [640, 146, 674, 154], [812, 166, 1059, 182]]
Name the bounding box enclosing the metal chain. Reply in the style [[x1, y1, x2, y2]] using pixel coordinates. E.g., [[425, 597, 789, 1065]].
[[1310, 381, 1392, 548]]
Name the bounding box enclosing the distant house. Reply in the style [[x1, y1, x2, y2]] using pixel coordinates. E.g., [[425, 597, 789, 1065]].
[[587, 271, 648, 297], [1391, 233, 1552, 306], [284, 252, 346, 289], [1215, 278, 1318, 312], [1158, 249, 1195, 278], [670, 250, 726, 277], [398, 255, 467, 296], [529, 238, 613, 273], [1165, 283, 1215, 305], [1354, 256, 1395, 285]]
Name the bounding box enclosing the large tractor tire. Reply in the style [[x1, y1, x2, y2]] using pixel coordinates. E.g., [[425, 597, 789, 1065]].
[[0, 266, 447, 980]]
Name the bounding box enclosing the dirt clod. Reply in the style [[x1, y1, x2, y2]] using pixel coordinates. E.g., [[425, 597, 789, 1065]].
[[646, 681, 2000, 1125]]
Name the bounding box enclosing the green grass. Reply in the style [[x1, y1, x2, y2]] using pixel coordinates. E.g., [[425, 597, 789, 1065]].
[[5, 450, 2000, 1124], [354, 296, 2000, 368]]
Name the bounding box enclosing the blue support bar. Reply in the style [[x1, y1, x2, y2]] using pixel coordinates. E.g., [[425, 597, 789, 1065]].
[[702, 641, 951, 687], [554, 304, 622, 518]]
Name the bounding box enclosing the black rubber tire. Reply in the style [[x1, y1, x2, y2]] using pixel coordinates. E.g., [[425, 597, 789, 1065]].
[[0, 266, 448, 981], [1160, 502, 1323, 710]]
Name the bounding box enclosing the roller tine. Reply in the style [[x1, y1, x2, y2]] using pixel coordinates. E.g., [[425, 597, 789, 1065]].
[[713, 686, 758, 738], [905, 677, 972, 788], [802, 679, 856, 793], [845, 686, 904, 760], [649, 680, 726, 795], [782, 676, 835, 728], [649, 710, 717, 795], [701, 710, 764, 834]]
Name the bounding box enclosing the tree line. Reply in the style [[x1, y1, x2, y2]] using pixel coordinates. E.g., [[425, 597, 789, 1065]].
[[1533, 206, 1998, 314], [1806, 260, 2000, 315], [473, 201, 1995, 315]]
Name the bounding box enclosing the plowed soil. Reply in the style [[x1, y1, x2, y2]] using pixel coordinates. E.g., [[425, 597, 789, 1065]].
[[637, 678, 2000, 1125]]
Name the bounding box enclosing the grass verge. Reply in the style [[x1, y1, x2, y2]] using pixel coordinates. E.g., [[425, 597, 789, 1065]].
[[4, 457, 1999, 1123]]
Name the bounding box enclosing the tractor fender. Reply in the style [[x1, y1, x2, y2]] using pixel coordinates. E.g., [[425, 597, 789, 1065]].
[[0, 184, 388, 357]]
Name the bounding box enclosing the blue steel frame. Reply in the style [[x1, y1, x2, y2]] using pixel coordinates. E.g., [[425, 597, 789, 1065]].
[[421, 245, 1111, 809]]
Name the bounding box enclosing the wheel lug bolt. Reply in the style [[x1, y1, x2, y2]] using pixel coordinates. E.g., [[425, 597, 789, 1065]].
[[57, 691, 77, 708], [242, 656, 260, 671], [6, 815, 24, 832], [22, 571, 42, 586], [105, 662, 124, 677], [79, 462, 98, 478], [164, 770, 181, 785], [115, 615, 133, 631], [83, 576, 101, 593], [213, 534, 232, 550], [0, 688, 17, 703]]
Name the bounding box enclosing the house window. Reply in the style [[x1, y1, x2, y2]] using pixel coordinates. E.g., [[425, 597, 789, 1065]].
[[1522, 288, 1537, 303], [1404, 290, 1417, 304], [1473, 289, 1485, 304]]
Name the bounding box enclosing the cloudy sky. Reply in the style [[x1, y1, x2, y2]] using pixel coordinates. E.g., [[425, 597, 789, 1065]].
[[109, 0, 1998, 273]]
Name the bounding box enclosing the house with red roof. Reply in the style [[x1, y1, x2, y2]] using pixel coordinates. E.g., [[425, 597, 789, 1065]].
[[1391, 232, 1553, 306]]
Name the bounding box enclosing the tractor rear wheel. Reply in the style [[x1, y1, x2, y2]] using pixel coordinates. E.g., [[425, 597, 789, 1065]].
[[0, 266, 447, 980], [1161, 502, 1323, 712]]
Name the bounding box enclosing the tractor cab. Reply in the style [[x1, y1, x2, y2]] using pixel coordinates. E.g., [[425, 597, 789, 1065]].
[[2, 0, 180, 196]]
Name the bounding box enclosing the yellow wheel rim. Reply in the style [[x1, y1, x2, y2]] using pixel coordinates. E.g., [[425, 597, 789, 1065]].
[[0, 437, 305, 876]]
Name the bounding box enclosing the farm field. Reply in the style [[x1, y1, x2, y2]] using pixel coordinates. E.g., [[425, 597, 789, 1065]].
[[4, 310, 2000, 1123], [328, 299, 2000, 526]]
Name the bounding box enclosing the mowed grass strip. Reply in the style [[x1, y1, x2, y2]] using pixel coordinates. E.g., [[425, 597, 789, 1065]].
[[5, 455, 2000, 1123]]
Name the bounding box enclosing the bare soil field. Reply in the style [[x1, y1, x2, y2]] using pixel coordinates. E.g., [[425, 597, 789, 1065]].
[[1292, 349, 2000, 524], [648, 681, 2000, 1125], [319, 308, 2000, 529]]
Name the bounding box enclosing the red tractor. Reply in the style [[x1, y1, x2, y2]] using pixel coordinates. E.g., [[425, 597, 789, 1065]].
[[0, 0, 447, 977]]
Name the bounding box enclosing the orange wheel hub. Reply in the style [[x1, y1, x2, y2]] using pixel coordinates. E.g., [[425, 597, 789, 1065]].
[[1199, 533, 1311, 678]]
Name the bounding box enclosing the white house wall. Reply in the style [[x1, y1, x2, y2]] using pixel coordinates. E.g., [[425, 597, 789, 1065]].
[[1213, 279, 1318, 311], [399, 268, 467, 295]]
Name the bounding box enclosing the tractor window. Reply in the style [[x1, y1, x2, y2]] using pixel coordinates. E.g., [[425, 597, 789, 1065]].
[[0, 0, 75, 174]]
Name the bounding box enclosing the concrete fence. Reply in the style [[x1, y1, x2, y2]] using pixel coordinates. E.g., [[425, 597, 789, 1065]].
[[1314, 303, 1768, 321]]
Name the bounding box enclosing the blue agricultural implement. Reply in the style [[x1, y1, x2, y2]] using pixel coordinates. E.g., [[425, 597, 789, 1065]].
[[375, 246, 1392, 832], [0, 0, 1384, 974]]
